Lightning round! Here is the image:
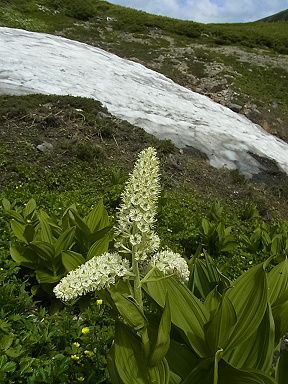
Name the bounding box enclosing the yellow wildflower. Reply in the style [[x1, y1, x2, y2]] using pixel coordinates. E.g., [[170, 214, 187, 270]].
[[81, 327, 90, 335]]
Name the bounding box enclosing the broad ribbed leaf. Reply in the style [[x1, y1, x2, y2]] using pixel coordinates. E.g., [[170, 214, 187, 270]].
[[10, 245, 35, 269], [225, 264, 268, 348], [54, 226, 75, 256], [38, 211, 53, 244], [109, 288, 146, 331], [224, 304, 275, 373], [23, 224, 35, 243], [10, 220, 27, 243], [87, 234, 110, 259], [181, 358, 214, 384], [85, 199, 109, 232], [218, 360, 277, 384], [114, 322, 147, 384], [23, 199, 36, 218], [2, 198, 11, 211], [107, 344, 124, 384], [148, 358, 170, 384], [272, 300, 288, 340], [6, 210, 25, 223], [205, 295, 237, 353], [36, 270, 62, 284], [149, 295, 171, 367], [70, 210, 91, 235], [267, 259, 288, 306], [145, 270, 209, 357], [166, 340, 199, 380], [276, 342, 288, 384], [204, 287, 222, 317], [62, 251, 85, 272], [88, 225, 113, 244], [30, 241, 55, 262]]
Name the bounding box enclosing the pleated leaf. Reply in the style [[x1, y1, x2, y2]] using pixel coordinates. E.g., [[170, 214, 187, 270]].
[[225, 264, 268, 349], [218, 360, 277, 384], [144, 269, 209, 357], [205, 295, 237, 353], [114, 322, 148, 384], [267, 259, 288, 306], [149, 295, 171, 367], [224, 304, 275, 373]]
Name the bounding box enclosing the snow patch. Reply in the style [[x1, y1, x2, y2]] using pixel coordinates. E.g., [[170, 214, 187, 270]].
[[0, 27, 288, 176]]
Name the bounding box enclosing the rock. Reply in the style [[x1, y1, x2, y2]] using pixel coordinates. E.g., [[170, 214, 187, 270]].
[[36, 142, 53, 153], [228, 103, 242, 113], [97, 111, 110, 119]]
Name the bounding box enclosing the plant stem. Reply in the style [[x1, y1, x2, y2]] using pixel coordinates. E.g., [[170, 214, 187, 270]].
[[132, 246, 143, 310]]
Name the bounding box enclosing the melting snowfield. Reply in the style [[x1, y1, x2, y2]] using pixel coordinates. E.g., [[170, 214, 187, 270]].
[[0, 27, 288, 176]]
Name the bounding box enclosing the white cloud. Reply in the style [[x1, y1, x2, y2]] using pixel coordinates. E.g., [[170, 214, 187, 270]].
[[109, 0, 288, 23]]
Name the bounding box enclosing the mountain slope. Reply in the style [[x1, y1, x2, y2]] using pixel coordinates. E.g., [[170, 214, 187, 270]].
[[1, 27, 288, 177], [258, 9, 288, 22]]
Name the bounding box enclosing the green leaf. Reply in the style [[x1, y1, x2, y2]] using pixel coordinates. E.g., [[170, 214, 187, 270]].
[[2, 198, 11, 211], [35, 270, 62, 284], [10, 220, 27, 243], [23, 224, 35, 243], [181, 358, 214, 384], [109, 287, 146, 331], [218, 360, 277, 384], [149, 294, 171, 367], [166, 340, 199, 380], [202, 218, 211, 236], [148, 358, 170, 384], [88, 224, 113, 245], [267, 259, 288, 306], [144, 270, 209, 357], [6, 209, 25, 223], [62, 251, 85, 272], [205, 295, 237, 353], [225, 263, 268, 349], [23, 199, 36, 218], [38, 210, 53, 244], [85, 199, 109, 232], [114, 322, 148, 384], [276, 342, 288, 384], [107, 344, 124, 384], [70, 209, 91, 235], [87, 233, 110, 259], [10, 245, 35, 269], [272, 300, 288, 340], [54, 226, 76, 256], [224, 304, 275, 373], [29, 241, 55, 262], [204, 287, 222, 317]]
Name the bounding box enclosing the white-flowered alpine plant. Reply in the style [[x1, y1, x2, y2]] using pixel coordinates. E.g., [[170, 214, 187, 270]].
[[54, 147, 189, 304]]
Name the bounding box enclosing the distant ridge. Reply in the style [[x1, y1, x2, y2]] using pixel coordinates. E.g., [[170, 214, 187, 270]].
[[258, 9, 288, 22]]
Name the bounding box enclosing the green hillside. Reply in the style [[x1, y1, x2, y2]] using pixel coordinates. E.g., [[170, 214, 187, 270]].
[[258, 9, 288, 22]]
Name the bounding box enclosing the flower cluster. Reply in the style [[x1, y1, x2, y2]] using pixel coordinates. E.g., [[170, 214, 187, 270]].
[[54, 147, 190, 302], [151, 250, 190, 282], [53, 253, 130, 301], [115, 147, 160, 261]]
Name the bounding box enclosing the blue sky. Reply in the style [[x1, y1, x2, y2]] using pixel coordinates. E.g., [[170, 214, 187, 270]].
[[109, 0, 288, 23]]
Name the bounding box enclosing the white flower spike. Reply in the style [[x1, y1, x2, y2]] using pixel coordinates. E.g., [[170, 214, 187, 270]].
[[54, 253, 130, 301], [115, 147, 160, 261]]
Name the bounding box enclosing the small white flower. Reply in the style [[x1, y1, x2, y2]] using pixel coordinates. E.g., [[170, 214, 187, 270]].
[[150, 250, 190, 282], [54, 253, 130, 301], [115, 147, 160, 260]]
